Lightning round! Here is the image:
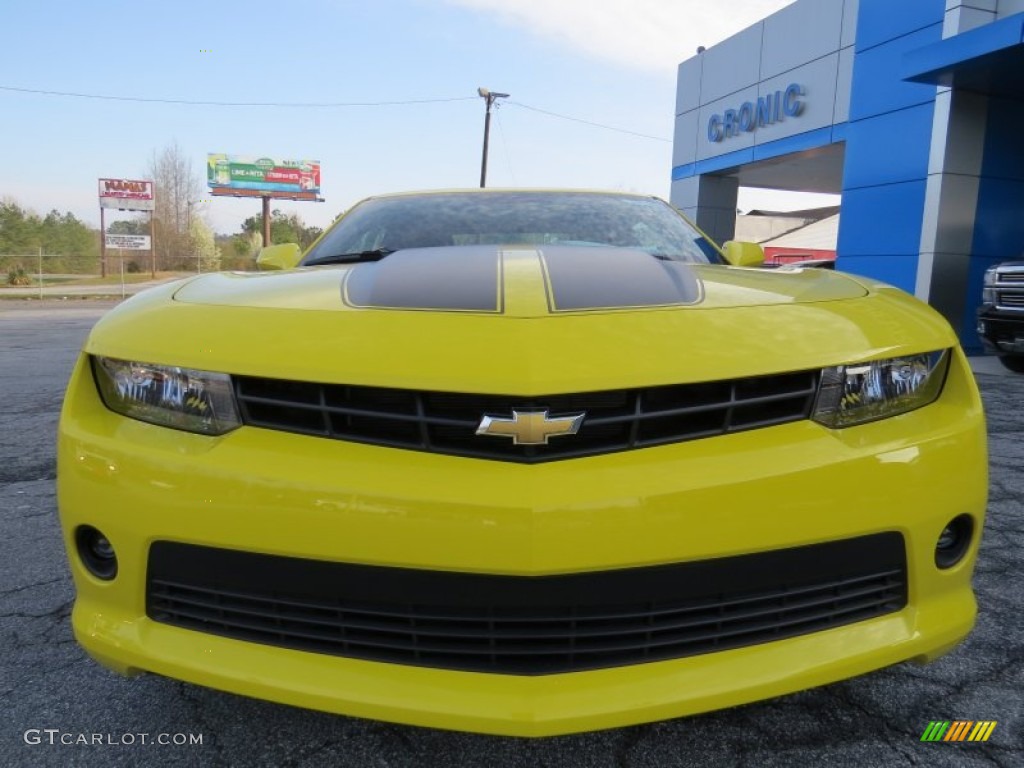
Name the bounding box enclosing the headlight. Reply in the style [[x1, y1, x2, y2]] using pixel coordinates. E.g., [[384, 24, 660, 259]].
[[982, 268, 998, 304], [91, 356, 241, 435], [812, 350, 950, 428]]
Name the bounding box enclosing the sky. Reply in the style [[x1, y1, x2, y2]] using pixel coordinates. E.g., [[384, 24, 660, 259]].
[[0, 0, 835, 236]]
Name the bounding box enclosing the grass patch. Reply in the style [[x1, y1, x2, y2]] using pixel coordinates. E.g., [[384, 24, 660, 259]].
[[69, 271, 188, 286]]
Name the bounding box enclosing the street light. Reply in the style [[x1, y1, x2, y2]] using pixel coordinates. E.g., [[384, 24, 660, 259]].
[[477, 87, 509, 188]]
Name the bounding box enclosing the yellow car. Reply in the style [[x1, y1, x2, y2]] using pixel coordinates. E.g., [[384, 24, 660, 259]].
[[58, 189, 986, 736]]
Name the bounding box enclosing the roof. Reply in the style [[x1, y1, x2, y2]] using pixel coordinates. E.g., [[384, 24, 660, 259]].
[[743, 205, 840, 220], [760, 214, 840, 250]]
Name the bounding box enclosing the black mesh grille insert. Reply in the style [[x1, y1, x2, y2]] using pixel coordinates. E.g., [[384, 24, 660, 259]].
[[233, 370, 819, 462], [147, 533, 907, 675]]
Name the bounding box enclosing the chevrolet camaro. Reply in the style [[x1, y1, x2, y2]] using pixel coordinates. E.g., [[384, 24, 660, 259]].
[[58, 189, 987, 736]]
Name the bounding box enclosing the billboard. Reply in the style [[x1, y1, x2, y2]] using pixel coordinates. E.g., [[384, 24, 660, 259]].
[[104, 234, 151, 251], [207, 154, 321, 195], [99, 178, 155, 211]]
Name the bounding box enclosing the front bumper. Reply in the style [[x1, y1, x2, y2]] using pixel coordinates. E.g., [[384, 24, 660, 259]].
[[977, 306, 1024, 354], [58, 349, 987, 736]]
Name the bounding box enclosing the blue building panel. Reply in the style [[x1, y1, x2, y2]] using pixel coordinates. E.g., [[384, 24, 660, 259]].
[[981, 97, 1024, 181], [841, 102, 934, 190], [693, 147, 756, 177], [855, 0, 945, 53], [837, 181, 928, 259], [971, 177, 1024, 259], [848, 23, 945, 121], [671, 163, 696, 182], [673, 125, 848, 183], [750, 126, 838, 162], [902, 13, 1024, 92]]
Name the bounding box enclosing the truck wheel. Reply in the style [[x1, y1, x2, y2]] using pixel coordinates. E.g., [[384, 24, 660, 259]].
[[998, 355, 1024, 373]]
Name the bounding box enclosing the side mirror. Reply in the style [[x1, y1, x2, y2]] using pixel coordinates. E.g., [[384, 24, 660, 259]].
[[722, 241, 765, 268], [256, 243, 303, 271]]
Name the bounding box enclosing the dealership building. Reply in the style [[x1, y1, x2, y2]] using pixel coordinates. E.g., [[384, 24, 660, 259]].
[[671, 0, 1024, 351]]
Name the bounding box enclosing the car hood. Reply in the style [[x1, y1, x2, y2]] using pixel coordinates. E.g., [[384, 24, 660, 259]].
[[171, 245, 866, 315], [86, 246, 955, 393]]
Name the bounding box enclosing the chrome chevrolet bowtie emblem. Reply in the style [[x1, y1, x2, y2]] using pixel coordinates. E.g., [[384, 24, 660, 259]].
[[476, 409, 585, 445]]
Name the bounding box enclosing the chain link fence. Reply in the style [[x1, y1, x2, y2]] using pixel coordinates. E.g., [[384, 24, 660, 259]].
[[1, 252, 163, 298], [1, 253, 101, 282]]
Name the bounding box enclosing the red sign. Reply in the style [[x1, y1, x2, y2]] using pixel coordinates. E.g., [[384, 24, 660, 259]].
[[99, 178, 155, 211]]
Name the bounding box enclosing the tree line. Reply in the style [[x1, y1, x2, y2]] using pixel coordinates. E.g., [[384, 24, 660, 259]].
[[0, 201, 98, 277], [0, 201, 97, 257]]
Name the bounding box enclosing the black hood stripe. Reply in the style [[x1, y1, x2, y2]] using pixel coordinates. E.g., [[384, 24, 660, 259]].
[[341, 245, 703, 313], [539, 247, 702, 312], [343, 246, 503, 313]]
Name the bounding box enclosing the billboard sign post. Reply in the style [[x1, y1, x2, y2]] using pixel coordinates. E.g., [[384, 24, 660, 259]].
[[207, 154, 323, 247], [98, 179, 156, 279]]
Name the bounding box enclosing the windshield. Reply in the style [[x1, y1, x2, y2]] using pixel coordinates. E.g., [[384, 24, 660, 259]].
[[302, 191, 722, 265]]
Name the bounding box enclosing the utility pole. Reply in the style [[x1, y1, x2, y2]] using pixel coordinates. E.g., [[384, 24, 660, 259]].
[[99, 206, 107, 278], [262, 195, 272, 248], [477, 87, 509, 188]]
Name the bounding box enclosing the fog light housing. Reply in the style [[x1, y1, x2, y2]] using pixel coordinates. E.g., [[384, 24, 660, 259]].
[[935, 515, 973, 569], [76, 525, 118, 580]]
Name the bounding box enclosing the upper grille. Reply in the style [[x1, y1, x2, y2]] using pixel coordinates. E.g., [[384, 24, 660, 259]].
[[234, 370, 819, 462], [147, 533, 908, 675]]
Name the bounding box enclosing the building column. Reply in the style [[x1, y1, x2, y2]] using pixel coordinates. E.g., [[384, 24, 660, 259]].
[[914, 89, 988, 326], [672, 174, 740, 245], [913, 5, 997, 343]]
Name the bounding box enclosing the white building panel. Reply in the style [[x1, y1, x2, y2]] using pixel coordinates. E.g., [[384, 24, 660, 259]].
[[761, 0, 846, 80], [698, 24, 764, 104]]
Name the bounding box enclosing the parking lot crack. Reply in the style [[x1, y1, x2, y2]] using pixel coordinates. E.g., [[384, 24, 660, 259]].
[[0, 599, 72, 622], [175, 682, 227, 764], [613, 724, 650, 767], [0, 459, 56, 484], [0, 576, 66, 597], [284, 738, 346, 767], [825, 684, 922, 745], [0, 657, 86, 700]]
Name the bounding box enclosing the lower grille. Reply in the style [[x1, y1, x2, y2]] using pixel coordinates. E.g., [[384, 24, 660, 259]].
[[147, 534, 907, 675], [996, 291, 1024, 309]]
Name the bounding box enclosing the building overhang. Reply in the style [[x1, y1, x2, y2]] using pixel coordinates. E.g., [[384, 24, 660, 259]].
[[903, 13, 1024, 99]]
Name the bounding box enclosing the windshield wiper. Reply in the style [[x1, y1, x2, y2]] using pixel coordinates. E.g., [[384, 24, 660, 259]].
[[304, 248, 395, 266]]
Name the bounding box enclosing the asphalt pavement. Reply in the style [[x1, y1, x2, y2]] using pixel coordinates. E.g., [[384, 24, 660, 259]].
[[1, 300, 1021, 767]]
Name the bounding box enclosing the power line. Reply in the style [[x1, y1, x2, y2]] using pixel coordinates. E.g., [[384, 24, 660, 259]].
[[493, 104, 517, 186], [508, 100, 671, 143], [0, 83, 672, 142], [0, 84, 477, 108]]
